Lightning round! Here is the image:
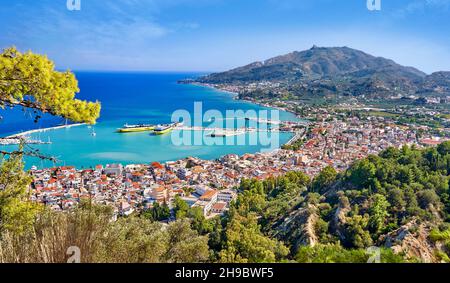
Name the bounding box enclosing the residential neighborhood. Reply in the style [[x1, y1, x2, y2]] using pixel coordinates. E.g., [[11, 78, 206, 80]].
[[28, 106, 446, 220]]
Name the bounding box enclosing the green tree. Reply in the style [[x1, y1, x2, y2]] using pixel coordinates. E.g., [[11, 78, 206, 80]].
[[208, 217, 225, 254], [343, 214, 373, 249], [165, 219, 210, 263], [437, 141, 450, 156], [187, 206, 213, 235], [368, 194, 390, 234], [219, 210, 289, 263], [0, 155, 42, 234], [142, 202, 170, 222], [417, 189, 440, 209], [173, 195, 190, 219], [397, 166, 415, 184], [0, 47, 100, 124], [0, 48, 101, 239], [347, 159, 376, 189], [388, 187, 406, 211], [311, 166, 337, 194], [96, 216, 168, 263], [235, 185, 266, 215], [296, 244, 407, 263], [380, 147, 401, 160]]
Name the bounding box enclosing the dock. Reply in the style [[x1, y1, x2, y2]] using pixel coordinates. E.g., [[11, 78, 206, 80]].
[[176, 126, 295, 136], [285, 127, 307, 146], [5, 123, 86, 139], [244, 117, 282, 125], [177, 126, 249, 136]]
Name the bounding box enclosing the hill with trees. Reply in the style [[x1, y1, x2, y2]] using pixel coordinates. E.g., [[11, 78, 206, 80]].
[[224, 143, 450, 263], [2, 47, 450, 263], [195, 46, 450, 99]]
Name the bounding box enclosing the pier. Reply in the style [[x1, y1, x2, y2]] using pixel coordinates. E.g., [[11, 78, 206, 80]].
[[0, 136, 52, 146], [176, 126, 295, 137], [177, 126, 249, 136], [5, 123, 86, 139], [205, 117, 283, 125], [244, 117, 282, 125], [2, 123, 84, 146], [285, 132, 302, 146], [285, 127, 307, 146]]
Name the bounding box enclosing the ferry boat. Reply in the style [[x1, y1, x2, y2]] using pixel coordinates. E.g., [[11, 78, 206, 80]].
[[153, 122, 183, 135], [117, 124, 156, 133], [153, 123, 175, 135]]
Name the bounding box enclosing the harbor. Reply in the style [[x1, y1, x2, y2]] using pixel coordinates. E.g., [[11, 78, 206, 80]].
[[1, 73, 300, 169], [0, 136, 52, 146], [177, 126, 249, 137]]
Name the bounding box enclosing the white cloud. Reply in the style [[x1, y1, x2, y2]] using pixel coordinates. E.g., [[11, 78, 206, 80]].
[[3, 0, 448, 72]]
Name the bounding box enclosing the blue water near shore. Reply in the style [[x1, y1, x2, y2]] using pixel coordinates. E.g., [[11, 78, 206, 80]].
[[0, 72, 297, 169]]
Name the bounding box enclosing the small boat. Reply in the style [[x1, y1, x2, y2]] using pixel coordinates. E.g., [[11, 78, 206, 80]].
[[117, 123, 156, 133], [90, 127, 97, 136], [209, 130, 227, 138]]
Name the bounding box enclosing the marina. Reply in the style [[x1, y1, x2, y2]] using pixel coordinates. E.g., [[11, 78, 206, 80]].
[[176, 125, 292, 135], [0, 136, 52, 146]]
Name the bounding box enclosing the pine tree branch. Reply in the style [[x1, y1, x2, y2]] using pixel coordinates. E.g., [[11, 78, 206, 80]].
[[0, 149, 58, 162], [0, 99, 51, 115]]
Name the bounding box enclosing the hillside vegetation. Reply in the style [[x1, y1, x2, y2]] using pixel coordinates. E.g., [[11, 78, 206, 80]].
[[3, 143, 450, 262], [197, 46, 450, 98], [227, 143, 450, 262]]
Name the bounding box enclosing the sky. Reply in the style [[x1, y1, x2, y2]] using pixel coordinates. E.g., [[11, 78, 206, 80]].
[[0, 0, 449, 73]]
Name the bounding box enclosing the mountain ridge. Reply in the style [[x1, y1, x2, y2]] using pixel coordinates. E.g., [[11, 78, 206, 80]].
[[195, 46, 450, 98]]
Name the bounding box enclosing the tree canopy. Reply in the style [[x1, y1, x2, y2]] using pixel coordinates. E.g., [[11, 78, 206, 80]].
[[0, 47, 100, 125]]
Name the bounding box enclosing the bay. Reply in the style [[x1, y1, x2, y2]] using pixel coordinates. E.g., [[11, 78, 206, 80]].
[[0, 72, 297, 169]]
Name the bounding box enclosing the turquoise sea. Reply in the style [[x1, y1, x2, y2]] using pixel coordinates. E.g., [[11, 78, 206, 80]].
[[0, 72, 297, 169]]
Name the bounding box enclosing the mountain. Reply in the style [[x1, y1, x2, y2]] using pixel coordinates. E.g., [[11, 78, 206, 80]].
[[420, 71, 450, 94], [196, 46, 450, 98]]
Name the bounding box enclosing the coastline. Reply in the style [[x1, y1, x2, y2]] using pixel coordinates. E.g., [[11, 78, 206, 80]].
[[187, 82, 307, 154], [16, 77, 301, 169], [174, 82, 304, 161], [190, 82, 305, 122], [188, 81, 240, 98]]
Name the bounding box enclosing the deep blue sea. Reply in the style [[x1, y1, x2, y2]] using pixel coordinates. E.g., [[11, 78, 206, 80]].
[[0, 72, 297, 169]]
